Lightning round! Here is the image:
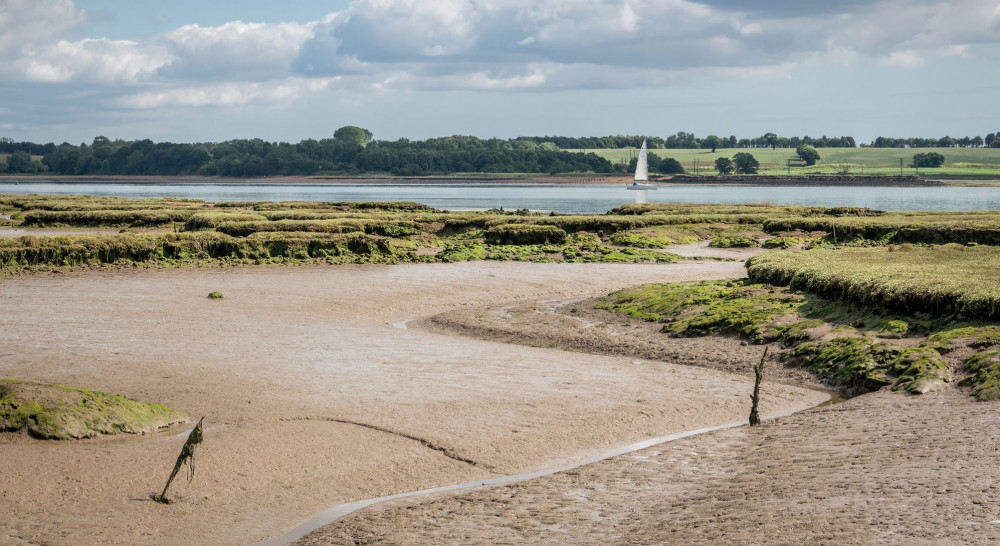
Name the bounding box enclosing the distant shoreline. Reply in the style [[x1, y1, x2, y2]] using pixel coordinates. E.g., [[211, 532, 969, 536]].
[[0, 174, 992, 187]]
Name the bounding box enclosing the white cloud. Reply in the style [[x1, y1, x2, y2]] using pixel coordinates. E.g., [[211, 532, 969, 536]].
[[881, 49, 925, 68], [0, 0, 84, 57], [163, 20, 319, 79], [3, 0, 1000, 119], [21, 38, 173, 83], [119, 77, 338, 108]]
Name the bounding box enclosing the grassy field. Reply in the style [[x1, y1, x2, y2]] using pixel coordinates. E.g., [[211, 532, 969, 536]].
[[574, 147, 1000, 177]]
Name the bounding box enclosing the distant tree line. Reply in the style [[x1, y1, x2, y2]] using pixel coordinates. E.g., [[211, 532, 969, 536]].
[[516, 132, 857, 150], [869, 135, 1000, 148], [1, 129, 623, 177]]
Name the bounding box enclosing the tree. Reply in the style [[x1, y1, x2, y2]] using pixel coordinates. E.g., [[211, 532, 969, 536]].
[[796, 144, 821, 166], [762, 132, 779, 150], [5, 150, 32, 173], [732, 152, 759, 174], [703, 135, 721, 153], [937, 136, 956, 148], [333, 126, 373, 148], [715, 157, 734, 175], [656, 156, 685, 174], [913, 152, 945, 168]]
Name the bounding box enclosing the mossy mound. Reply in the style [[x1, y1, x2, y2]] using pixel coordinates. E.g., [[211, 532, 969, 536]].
[[891, 347, 949, 394], [791, 338, 900, 395], [601, 280, 804, 343], [961, 351, 1000, 401], [0, 379, 188, 440], [762, 236, 801, 249], [709, 235, 759, 248]]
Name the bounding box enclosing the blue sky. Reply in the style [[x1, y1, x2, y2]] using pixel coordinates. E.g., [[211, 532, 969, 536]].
[[1, 0, 998, 144]]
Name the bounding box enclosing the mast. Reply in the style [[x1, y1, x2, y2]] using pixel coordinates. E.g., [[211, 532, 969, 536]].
[[634, 139, 648, 181]]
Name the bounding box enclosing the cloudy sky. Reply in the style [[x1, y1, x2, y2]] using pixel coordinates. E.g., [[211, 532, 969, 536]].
[[1, 0, 998, 144]]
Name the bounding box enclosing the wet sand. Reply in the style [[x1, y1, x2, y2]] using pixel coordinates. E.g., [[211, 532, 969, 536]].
[[0, 261, 824, 545], [296, 273, 1000, 545], [305, 390, 1000, 545]]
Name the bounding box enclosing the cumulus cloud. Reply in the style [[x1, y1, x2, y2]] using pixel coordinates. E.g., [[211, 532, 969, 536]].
[[4, 0, 1000, 115], [0, 0, 85, 57], [163, 20, 320, 79], [21, 38, 173, 83]]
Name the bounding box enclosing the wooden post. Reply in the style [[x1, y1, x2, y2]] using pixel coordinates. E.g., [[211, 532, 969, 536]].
[[749, 348, 768, 426], [153, 417, 204, 504]]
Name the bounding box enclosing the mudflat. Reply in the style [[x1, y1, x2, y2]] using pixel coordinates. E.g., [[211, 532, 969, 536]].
[[298, 272, 1000, 545], [0, 261, 823, 545]]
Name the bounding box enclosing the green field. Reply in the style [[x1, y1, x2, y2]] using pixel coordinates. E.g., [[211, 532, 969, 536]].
[[574, 147, 1000, 177]]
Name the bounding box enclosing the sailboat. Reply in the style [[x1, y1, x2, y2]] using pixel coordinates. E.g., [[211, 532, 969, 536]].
[[626, 140, 657, 190]]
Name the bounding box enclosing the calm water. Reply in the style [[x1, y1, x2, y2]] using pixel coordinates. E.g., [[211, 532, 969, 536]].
[[3, 182, 1000, 213]]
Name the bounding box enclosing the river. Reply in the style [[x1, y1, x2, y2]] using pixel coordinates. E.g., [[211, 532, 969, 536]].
[[3, 181, 1000, 213]]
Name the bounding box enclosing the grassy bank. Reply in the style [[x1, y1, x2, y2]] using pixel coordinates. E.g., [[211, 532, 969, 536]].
[[601, 243, 1000, 400], [747, 245, 1000, 319]]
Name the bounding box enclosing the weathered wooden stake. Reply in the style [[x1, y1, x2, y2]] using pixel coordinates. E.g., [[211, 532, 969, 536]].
[[153, 416, 204, 504], [749, 348, 768, 426]]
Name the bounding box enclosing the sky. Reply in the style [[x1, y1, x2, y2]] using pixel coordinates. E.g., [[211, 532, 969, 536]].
[[0, 0, 998, 145]]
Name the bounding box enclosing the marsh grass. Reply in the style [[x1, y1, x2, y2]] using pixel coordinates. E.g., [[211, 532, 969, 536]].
[[747, 245, 1000, 320]]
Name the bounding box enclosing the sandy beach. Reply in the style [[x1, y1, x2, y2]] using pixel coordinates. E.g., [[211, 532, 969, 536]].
[[0, 261, 825, 545]]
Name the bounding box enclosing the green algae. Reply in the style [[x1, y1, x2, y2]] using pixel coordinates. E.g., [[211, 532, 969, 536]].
[[0, 379, 188, 440], [961, 350, 1000, 401], [890, 347, 949, 394]]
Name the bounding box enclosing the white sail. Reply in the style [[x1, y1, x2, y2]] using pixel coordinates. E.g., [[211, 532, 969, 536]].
[[634, 139, 648, 181]]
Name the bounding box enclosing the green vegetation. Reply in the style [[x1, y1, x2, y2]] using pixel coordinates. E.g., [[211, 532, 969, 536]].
[[714, 157, 734, 175], [796, 144, 821, 166], [913, 152, 945, 168], [747, 246, 1000, 319], [23, 209, 198, 227], [0, 379, 187, 440], [762, 236, 801, 249], [207, 291, 224, 299], [600, 279, 962, 397], [709, 235, 759, 248], [6, 131, 1000, 177], [961, 351, 1000, 401], [483, 224, 567, 245], [6, 194, 806, 273], [574, 146, 1000, 177], [732, 152, 760, 174], [185, 211, 268, 230], [763, 212, 1000, 245]]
